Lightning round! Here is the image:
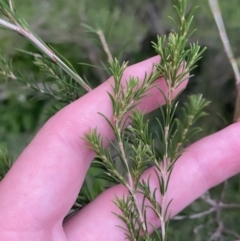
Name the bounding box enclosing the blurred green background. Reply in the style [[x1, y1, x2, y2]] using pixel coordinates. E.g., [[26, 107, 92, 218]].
[[0, 0, 240, 240]]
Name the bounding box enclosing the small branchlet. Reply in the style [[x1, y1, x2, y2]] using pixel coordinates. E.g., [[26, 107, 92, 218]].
[[0, 52, 85, 103]]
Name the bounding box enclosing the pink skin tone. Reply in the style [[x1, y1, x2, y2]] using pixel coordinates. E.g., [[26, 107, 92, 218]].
[[0, 56, 239, 241]]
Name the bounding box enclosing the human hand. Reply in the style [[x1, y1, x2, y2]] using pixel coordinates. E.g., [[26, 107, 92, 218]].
[[0, 56, 239, 241]]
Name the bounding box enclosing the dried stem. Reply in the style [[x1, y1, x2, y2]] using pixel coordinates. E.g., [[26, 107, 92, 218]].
[[173, 207, 215, 220], [208, 0, 240, 122], [97, 30, 113, 62]]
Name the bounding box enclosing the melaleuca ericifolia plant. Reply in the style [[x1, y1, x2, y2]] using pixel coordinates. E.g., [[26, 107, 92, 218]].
[[0, 0, 210, 240]]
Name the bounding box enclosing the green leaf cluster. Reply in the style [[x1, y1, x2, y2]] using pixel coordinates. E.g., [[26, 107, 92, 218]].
[[1, 0, 230, 240], [84, 1, 210, 240]]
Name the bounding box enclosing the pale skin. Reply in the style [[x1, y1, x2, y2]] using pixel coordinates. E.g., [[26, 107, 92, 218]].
[[0, 56, 239, 241]]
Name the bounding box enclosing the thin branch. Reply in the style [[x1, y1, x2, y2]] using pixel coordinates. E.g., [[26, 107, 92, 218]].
[[201, 193, 240, 209], [173, 207, 215, 220], [116, 124, 147, 233], [0, 19, 92, 92], [222, 228, 240, 239], [208, 0, 240, 122], [96, 30, 113, 62], [219, 203, 240, 209]]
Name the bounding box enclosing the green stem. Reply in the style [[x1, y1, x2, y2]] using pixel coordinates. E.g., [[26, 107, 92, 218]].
[[115, 122, 147, 234]]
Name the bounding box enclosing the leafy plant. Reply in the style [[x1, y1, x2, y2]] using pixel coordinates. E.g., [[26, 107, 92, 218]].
[[84, 1, 210, 240], [0, 0, 239, 240]]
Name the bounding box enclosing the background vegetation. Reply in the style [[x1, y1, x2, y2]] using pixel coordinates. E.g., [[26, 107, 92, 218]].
[[0, 0, 239, 240]]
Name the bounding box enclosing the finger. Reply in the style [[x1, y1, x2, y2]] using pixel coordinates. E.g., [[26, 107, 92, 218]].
[[63, 123, 240, 241], [0, 56, 187, 230]]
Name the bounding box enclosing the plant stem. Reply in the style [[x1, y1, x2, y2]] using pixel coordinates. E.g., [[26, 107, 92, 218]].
[[115, 123, 147, 234], [160, 79, 174, 241], [208, 0, 240, 122], [0, 19, 92, 92], [97, 30, 113, 62]]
